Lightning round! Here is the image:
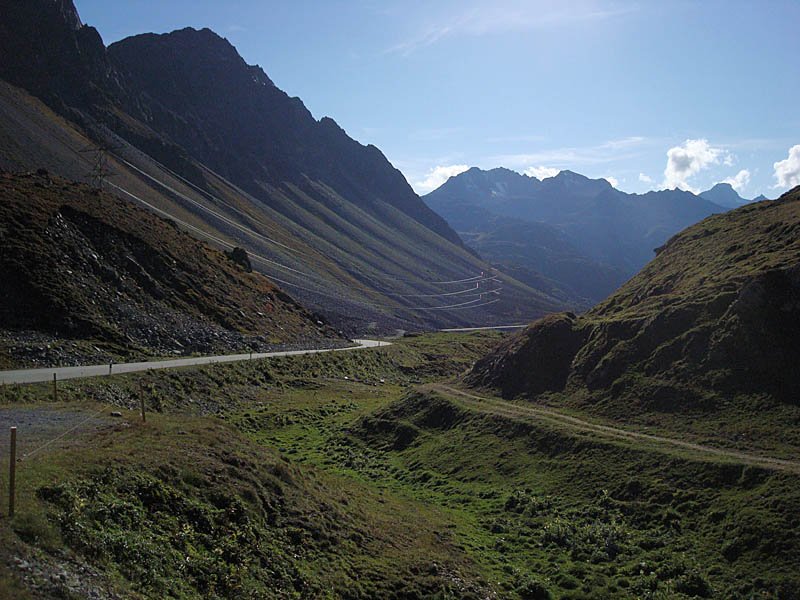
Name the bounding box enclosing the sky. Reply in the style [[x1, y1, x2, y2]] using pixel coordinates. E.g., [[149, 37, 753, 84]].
[[75, 0, 800, 198]]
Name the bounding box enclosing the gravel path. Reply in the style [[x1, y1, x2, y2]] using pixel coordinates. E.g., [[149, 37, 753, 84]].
[[0, 406, 113, 461], [433, 384, 800, 474]]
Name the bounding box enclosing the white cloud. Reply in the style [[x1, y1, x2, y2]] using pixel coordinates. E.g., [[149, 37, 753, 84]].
[[524, 165, 560, 179], [721, 169, 751, 192], [662, 139, 729, 192], [604, 176, 619, 188], [773, 145, 800, 189], [600, 136, 646, 150], [412, 164, 470, 194], [638, 173, 653, 184]]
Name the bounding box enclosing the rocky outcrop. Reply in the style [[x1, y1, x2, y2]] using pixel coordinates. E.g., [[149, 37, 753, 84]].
[[0, 172, 344, 366], [0, 0, 121, 114], [468, 313, 588, 397]]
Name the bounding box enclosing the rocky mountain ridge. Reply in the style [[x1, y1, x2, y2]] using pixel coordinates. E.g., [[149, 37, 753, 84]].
[[0, 0, 569, 334], [424, 167, 728, 303], [700, 182, 751, 209]]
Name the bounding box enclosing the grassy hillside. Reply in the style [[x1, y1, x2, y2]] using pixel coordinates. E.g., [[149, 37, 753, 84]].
[[2, 333, 797, 598], [468, 188, 800, 454], [0, 171, 343, 368]]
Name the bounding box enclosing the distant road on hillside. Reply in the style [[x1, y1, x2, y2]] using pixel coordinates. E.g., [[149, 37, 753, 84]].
[[0, 339, 387, 385]]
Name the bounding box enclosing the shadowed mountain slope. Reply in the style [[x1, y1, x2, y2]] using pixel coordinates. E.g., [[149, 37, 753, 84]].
[[425, 167, 726, 303], [469, 186, 800, 411], [0, 1, 566, 332]]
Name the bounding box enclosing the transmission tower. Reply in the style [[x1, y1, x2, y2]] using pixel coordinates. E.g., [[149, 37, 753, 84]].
[[79, 140, 123, 188]]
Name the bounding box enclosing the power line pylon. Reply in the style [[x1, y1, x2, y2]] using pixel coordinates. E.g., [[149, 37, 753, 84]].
[[79, 140, 124, 188]]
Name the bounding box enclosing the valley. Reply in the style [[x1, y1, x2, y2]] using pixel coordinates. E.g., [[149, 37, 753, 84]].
[[2, 332, 797, 599], [1, 1, 798, 598]]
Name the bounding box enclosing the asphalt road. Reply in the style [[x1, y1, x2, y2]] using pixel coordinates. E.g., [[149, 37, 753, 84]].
[[0, 339, 387, 385]]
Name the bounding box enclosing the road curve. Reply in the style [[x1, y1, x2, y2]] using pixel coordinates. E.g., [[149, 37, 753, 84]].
[[0, 339, 388, 385]]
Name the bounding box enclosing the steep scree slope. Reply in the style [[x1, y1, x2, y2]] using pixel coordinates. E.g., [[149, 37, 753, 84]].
[[0, 0, 565, 330]]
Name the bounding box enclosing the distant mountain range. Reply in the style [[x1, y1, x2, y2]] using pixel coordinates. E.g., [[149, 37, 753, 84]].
[[700, 182, 755, 208], [424, 168, 766, 303], [0, 0, 566, 332]]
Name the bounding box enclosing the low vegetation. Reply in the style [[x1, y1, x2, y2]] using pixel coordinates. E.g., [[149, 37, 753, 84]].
[[1, 332, 797, 598]]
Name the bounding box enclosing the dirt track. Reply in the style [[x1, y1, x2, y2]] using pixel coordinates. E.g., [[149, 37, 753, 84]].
[[432, 384, 800, 474]]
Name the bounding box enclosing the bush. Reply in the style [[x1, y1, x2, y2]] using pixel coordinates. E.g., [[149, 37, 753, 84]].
[[675, 569, 712, 598], [516, 576, 552, 600], [226, 246, 252, 272]]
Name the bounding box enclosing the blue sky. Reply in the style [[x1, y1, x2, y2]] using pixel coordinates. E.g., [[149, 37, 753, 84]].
[[75, 0, 800, 198]]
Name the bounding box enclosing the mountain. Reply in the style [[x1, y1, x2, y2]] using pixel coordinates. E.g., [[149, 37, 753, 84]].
[[700, 182, 749, 208], [0, 171, 343, 368], [753, 193, 769, 201], [106, 28, 461, 249], [469, 186, 800, 413], [454, 212, 628, 305], [0, 1, 566, 334], [424, 167, 725, 302]]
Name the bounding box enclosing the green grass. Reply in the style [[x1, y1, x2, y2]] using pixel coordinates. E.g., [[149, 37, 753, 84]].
[[2, 332, 798, 599]]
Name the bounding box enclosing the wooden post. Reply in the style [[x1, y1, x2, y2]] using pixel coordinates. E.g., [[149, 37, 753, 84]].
[[53, 373, 57, 403], [9, 427, 16, 517], [139, 381, 146, 423]]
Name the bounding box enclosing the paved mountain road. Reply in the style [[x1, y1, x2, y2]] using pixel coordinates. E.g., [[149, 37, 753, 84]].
[[0, 339, 388, 385], [432, 384, 800, 475]]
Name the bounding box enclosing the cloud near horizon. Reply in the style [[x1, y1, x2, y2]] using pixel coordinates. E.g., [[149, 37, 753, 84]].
[[663, 139, 729, 192], [721, 169, 751, 192], [412, 164, 470, 193], [773, 145, 800, 189], [524, 165, 560, 179]]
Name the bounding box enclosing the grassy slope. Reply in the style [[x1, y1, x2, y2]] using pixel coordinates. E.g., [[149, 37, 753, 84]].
[[2, 332, 797, 599], [468, 189, 800, 457]]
